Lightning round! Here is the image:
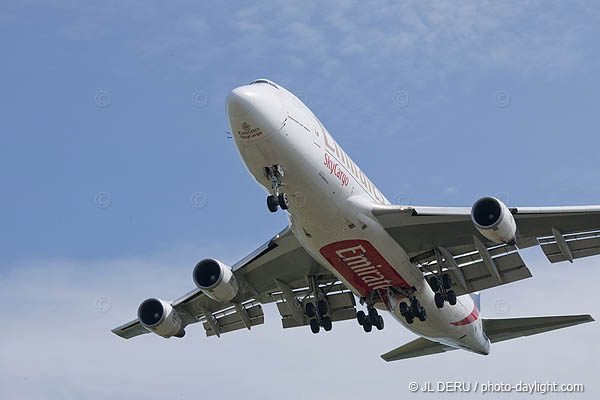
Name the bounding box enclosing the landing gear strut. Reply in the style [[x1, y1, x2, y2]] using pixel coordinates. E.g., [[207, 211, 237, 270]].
[[265, 165, 289, 212]]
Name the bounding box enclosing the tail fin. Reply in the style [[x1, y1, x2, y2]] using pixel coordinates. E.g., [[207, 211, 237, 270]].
[[483, 314, 594, 343]]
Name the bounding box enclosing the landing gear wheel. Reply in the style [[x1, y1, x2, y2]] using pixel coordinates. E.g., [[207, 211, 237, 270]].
[[362, 322, 373, 332], [434, 292, 445, 309], [447, 290, 457, 305], [305, 302, 316, 318], [375, 315, 385, 330], [356, 310, 367, 326], [278, 193, 289, 210], [411, 299, 421, 316], [317, 299, 328, 317], [429, 276, 440, 292], [417, 306, 427, 322], [405, 313, 414, 324], [309, 319, 320, 334], [368, 307, 379, 325], [321, 316, 332, 331], [442, 274, 452, 290], [399, 302, 409, 316], [267, 195, 278, 213]]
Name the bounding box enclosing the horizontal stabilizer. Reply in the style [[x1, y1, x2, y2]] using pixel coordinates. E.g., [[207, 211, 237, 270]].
[[380, 337, 456, 362], [483, 314, 594, 343]]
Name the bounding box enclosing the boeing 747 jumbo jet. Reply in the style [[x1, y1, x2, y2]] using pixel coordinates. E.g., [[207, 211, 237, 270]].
[[113, 79, 596, 361]]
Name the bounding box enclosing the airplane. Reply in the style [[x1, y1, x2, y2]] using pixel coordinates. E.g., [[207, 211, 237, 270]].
[[113, 78, 596, 361]]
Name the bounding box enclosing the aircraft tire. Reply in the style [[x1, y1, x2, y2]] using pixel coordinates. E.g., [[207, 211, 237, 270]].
[[267, 195, 278, 212], [435, 293, 445, 309], [310, 318, 320, 334]]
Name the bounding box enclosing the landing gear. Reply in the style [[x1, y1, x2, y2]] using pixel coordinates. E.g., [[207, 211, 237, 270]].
[[398, 296, 427, 324], [264, 165, 288, 212], [356, 310, 367, 326], [309, 318, 320, 334], [267, 195, 278, 213], [434, 292, 445, 308], [429, 272, 457, 309], [447, 290, 457, 305], [304, 276, 333, 334], [321, 316, 333, 331], [375, 315, 385, 330], [305, 302, 316, 318], [357, 302, 385, 333]]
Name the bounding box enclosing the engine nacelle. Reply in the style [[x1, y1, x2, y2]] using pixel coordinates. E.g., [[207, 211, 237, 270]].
[[137, 298, 185, 338], [471, 197, 517, 244], [192, 258, 239, 302]]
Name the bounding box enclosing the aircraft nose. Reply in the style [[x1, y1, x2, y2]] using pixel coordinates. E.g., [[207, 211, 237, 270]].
[[226, 84, 286, 141], [226, 86, 254, 117]]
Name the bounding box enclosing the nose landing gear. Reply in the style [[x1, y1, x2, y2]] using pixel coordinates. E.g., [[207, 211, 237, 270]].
[[265, 165, 289, 213]]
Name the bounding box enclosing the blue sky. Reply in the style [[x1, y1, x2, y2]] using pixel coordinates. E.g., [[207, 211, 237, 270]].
[[1, 1, 599, 398]]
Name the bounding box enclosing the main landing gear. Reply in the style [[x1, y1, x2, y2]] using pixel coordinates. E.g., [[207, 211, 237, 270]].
[[428, 273, 457, 309], [398, 298, 427, 324], [388, 286, 428, 325], [304, 276, 332, 334], [265, 165, 289, 213], [356, 292, 385, 333], [356, 306, 384, 333], [305, 298, 332, 334]]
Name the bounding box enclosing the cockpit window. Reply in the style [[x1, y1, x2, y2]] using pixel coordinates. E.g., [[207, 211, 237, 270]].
[[250, 79, 279, 90]]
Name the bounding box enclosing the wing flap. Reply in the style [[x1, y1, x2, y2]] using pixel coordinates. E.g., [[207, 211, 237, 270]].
[[203, 303, 265, 337], [483, 315, 594, 343], [539, 231, 600, 263], [381, 337, 456, 362], [419, 248, 531, 296], [453, 252, 531, 296]]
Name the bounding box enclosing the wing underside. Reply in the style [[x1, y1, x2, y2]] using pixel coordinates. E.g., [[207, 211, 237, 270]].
[[112, 226, 358, 340]]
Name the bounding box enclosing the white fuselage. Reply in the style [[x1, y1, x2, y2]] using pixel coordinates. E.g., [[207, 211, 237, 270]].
[[226, 79, 490, 355]]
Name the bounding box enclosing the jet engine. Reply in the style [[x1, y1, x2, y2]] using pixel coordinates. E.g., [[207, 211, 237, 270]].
[[137, 298, 185, 338], [192, 258, 239, 302], [471, 197, 517, 244]]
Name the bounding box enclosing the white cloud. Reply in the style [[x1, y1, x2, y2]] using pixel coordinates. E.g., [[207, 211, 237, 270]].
[[1, 246, 598, 399]]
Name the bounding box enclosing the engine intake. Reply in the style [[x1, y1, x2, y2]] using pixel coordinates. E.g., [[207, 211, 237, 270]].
[[137, 298, 184, 338], [193, 258, 239, 303], [471, 197, 517, 244]]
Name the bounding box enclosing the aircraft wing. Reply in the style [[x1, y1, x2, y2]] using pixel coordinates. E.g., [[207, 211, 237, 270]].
[[380, 337, 457, 361], [372, 204, 600, 296], [112, 226, 357, 339]]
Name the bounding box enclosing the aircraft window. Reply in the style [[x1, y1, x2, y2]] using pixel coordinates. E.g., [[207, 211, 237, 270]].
[[250, 79, 279, 89]]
